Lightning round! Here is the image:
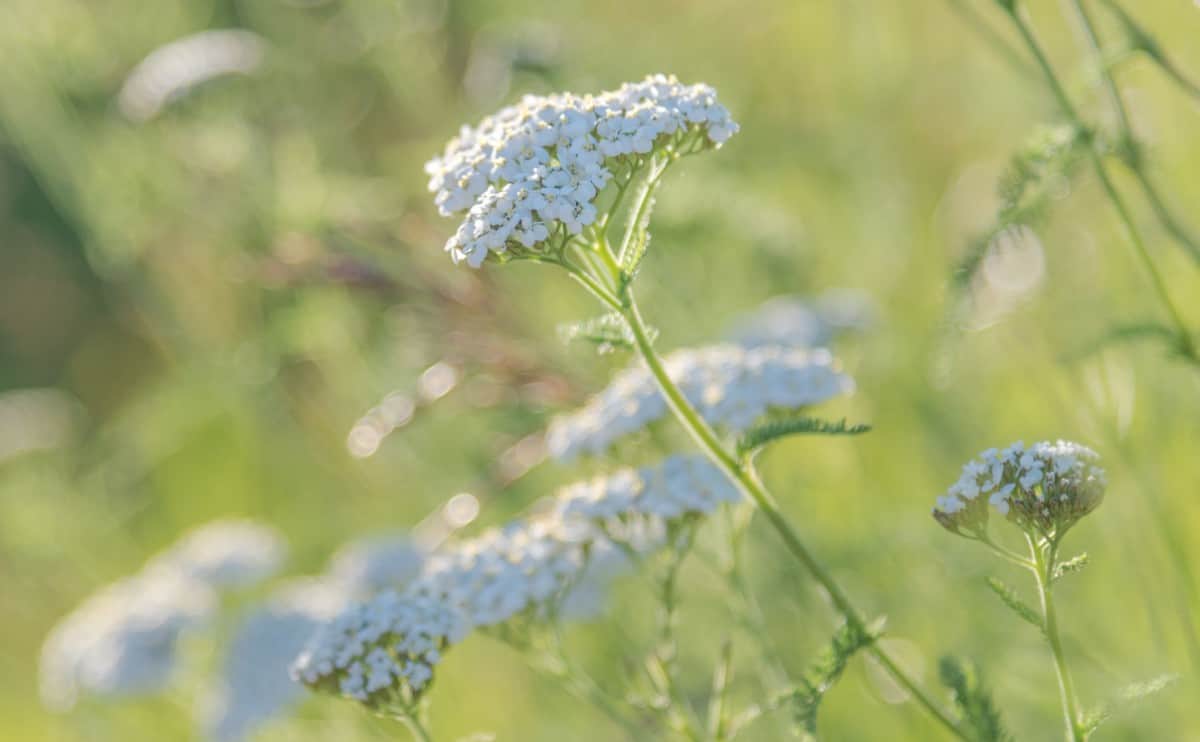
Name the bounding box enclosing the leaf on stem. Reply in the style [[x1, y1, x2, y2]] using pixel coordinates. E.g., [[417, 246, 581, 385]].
[[788, 619, 879, 738], [1052, 552, 1089, 582], [938, 656, 1012, 742], [1080, 673, 1178, 735], [736, 416, 871, 458], [1060, 322, 1187, 364], [984, 577, 1044, 633], [558, 313, 656, 353]]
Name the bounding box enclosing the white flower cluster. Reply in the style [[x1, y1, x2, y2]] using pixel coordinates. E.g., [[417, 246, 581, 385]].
[[328, 533, 427, 595], [556, 453, 741, 527], [39, 570, 216, 711], [290, 591, 468, 707], [547, 345, 854, 460], [727, 290, 875, 349], [425, 74, 738, 267], [934, 440, 1107, 537], [40, 519, 287, 711], [147, 519, 287, 589], [202, 580, 349, 742], [410, 515, 592, 628]]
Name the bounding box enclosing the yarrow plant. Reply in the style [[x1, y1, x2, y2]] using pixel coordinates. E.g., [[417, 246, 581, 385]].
[[935, 441, 1167, 741], [292, 73, 978, 741]]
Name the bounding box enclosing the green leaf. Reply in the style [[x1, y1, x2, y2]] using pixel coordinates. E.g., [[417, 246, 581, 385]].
[[1052, 553, 1089, 582], [984, 577, 1044, 633], [789, 619, 879, 739], [938, 656, 1012, 742], [557, 313, 655, 354], [1081, 674, 1178, 735], [618, 179, 661, 290], [737, 416, 872, 457]]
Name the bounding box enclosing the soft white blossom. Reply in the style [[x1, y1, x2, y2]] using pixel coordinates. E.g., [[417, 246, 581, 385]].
[[727, 290, 875, 349], [934, 440, 1106, 537], [425, 74, 739, 267], [202, 580, 349, 742], [40, 570, 216, 710], [290, 591, 468, 708], [328, 533, 427, 595], [547, 345, 854, 460], [147, 519, 287, 589]]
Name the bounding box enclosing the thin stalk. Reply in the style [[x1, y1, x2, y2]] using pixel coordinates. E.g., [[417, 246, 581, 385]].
[[398, 713, 433, 742], [1064, 0, 1200, 264], [1003, 6, 1197, 361], [1028, 536, 1085, 741], [618, 290, 968, 740]]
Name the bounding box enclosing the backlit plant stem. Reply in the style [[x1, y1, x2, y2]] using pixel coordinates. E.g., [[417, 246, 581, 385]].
[[1028, 535, 1086, 741], [1001, 4, 1197, 362]]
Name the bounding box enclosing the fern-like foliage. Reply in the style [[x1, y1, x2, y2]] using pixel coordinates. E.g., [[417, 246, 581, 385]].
[[984, 577, 1044, 633], [1080, 674, 1178, 736], [618, 175, 663, 294], [788, 619, 878, 739], [1061, 322, 1188, 364], [938, 657, 1012, 742], [737, 416, 871, 458], [557, 313, 656, 353], [1053, 553, 1089, 582]]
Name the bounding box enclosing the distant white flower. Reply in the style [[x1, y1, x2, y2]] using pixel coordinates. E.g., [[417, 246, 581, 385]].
[[409, 514, 594, 628], [425, 74, 739, 267], [147, 519, 287, 589], [547, 345, 854, 460], [291, 592, 468, 709], [201, 580, 349, 742], [934, 440, 1106, 537], [40, 571, 216, 710], [328, 533, 427, 595], [727, 290, 875, 349]]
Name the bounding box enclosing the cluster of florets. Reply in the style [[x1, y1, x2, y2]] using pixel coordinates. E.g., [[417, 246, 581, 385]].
[[556, 453, 741, 532], [40, 520, 288, 711], [726, 290, 875, 349], [203, 579, 350, 742], [546, 345, 854, 460], [934, 440, 1107, 539], [327, 533, 428, 595], [39, 570, 216, 711], [425, 74, 738, 267], [291, 592, 468, 710], [146, 519, 288, 589]]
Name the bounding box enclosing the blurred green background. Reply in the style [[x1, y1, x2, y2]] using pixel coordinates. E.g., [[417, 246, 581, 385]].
[[2, 0, 1198, 739]]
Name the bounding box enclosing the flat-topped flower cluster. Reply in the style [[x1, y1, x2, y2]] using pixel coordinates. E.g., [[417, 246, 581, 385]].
[[547, 345, 854, 461], [424, 74, 738, 267], [934, 440, 1107, 538], [291, 454, 740, 709]]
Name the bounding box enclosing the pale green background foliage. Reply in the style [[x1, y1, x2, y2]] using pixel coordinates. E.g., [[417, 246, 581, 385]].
[[1, 0, 1197, 740]]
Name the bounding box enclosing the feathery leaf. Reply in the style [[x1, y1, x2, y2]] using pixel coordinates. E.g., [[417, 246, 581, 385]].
[[737, 416, 871, 457], [984, 577, 1044, 633], [938, 657, 1012, 742]]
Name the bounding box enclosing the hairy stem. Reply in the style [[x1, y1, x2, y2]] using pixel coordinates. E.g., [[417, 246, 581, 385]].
[[1002, 4, 1197, 361], [1029, 536, 1085, 741], [615, 289, 967, 739]]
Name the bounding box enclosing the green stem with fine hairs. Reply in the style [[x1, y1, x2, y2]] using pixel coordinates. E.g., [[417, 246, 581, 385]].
[[583, 280, 967, 739], [1001, 4, 1197, 362], [1028, 536, 1086, 741]]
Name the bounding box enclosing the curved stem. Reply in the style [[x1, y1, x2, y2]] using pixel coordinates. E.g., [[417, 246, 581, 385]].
[[1028, 536, 1085, 741], [399, 712, 433, 742], [1003, 5, 1197, 361], [618, 291, 967, 740], [1064, 0, 1200, 266]]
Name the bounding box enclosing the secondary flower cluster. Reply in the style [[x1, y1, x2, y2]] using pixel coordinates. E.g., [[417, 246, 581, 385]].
[[425, 74, 738, 267], [546, 345, 854, 460], [40, 520, 286, 711], [290, 592, 468, 709], [726, 290, 875, 349], [934, 440, 1107, 539], [292, 454, 739, 708]]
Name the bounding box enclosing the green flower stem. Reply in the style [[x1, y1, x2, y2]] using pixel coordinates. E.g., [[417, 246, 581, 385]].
[[615, 289, 968, 740], [398, 711, 434, 742], [1065, 0, 1200, 265], [1028, 536, 1085, 741], [1002, 4, 1197, 361]]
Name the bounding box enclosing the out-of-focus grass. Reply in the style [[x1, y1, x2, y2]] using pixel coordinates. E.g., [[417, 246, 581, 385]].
[[1, 1, 1198, 740]]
